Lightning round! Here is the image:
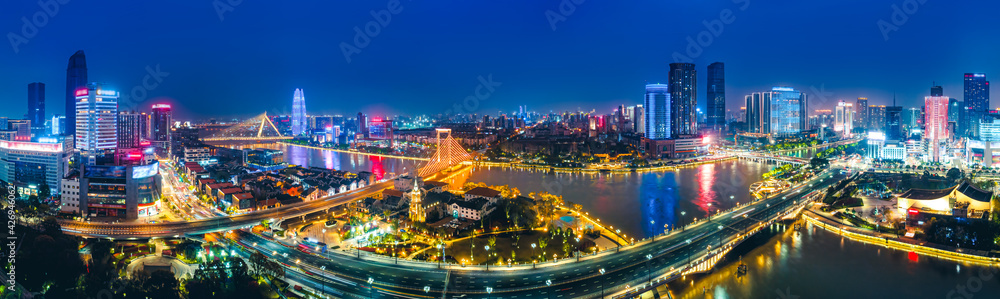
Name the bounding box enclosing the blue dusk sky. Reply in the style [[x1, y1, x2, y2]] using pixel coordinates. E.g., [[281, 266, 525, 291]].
[[1, 0, 998, 120]]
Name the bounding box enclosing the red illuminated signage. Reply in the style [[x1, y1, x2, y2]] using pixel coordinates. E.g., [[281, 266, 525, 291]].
[[907, 208, 919, 215], [75, 88, 89, 96]]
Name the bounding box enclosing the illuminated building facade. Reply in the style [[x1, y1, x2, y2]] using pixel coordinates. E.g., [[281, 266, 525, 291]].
[[408, 179, 425, 223], [0, 137, 72, 198], [770, 87, 806, 136], [925, 96, 949, 162], [644, 84, 671, 140], [75, 84, 118, 153], [78, 161, 161, 219], [368, 117, 394, 143], [117, 111, 150, 149], [925, 96, 949, 141], [292, 88, 307, 136]]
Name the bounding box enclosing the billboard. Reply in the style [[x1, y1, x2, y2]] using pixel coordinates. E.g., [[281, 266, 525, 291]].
[[85, 165, 126, 179], [132, 161, 159, 179]]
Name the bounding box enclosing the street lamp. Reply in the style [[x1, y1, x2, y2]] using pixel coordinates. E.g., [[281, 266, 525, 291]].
[[707, 203, 713, 221], [681, 211, 687, 231], [718, 225, 724, 248], [486, 287, 493, 299], [485, 245, 491, 270], [531, 243, 537, 268], [598, 268, 606, 298], [436, 243, 445, 268], [546, 279, 553, 299]]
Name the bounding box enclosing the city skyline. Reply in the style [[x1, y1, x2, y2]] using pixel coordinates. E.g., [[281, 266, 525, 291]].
[[3, 1, 1000, 120]]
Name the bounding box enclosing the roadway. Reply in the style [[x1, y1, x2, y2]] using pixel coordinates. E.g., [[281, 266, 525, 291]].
[[221, 170, 848, 298], [58, 180, 394, 238]]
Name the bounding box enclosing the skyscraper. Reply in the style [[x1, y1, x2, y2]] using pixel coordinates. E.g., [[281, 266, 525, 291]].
[[868, 105, 886, 131], [706, 62, 725, 130], [925, 96, 949, 141], [28, 83, 45, 130], [117, 111, 150, 149], [633, 104, 645, 134], [835, 101, 853, 134], [357, 112, 368, 138], [931, 85, 943, 97], [65, 50, 87, 137], [885, 106, 903, 140], [291, 88, 307, 136], [855, 97, 868, 130], [902, 107, 922, 131], [964, 73, 989, 137], [668, 63, 697, 136], [745, 87, 806, 136], [744, 92, 770, 134], [151, 104, 172, 156], [75, 84, 118, 152], [644, 84, 671, 140]]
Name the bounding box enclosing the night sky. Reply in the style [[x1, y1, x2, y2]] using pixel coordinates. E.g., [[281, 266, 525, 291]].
[[2, 0, 999, 120]]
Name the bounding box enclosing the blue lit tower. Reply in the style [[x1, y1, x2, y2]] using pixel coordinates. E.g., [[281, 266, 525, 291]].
[[644, 84, 671, 140], [28, 82, 45, 128], [292, 88, 307, 136], [65, 50, 88, 137], [964, 73, 989, 137]]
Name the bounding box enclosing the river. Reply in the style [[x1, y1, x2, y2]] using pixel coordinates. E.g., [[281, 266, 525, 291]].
[[263, 143, 998, 297], [668, 220, 1000, 298]]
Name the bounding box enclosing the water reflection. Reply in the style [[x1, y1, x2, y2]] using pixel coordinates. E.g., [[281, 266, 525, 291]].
[[668, 220, 1000, 299], [468, 160, 771, 238], [254, 143, 418, 175]]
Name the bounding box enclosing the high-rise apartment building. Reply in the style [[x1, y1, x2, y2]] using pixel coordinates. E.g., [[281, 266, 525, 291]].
[[633, 105, 645, 134], [644, 84, 671, 140], [868, 105, 886, 131], [668, 63, 697, 136], [706, 62, 725, 130], [855, 98, 868, 130], [65, 51, 87, 137]]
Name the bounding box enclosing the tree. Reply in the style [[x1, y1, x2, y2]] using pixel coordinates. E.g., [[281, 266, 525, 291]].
[[145, 270, 180, 299], [946, 168, 963, 181], [249, 251, 284, 280], [37, 182, 51, 201], [538, 236, 549, 260]]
